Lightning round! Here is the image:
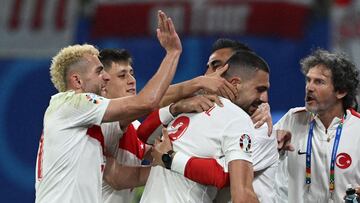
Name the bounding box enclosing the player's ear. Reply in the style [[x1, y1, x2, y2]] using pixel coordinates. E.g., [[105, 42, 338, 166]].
[[68, 73, 82, 89], [335, 90, 347, 100]]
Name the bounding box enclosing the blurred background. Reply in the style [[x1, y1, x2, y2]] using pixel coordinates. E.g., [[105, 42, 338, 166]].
[[0, 0, 359, 202]]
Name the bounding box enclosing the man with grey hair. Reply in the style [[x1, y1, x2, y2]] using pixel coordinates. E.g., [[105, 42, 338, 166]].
[[275, 49, 360, 203]]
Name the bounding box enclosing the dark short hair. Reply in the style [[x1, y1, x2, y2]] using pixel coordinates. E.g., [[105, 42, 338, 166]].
[[99, 49, 133, 70], [211, 38, 253, 53], [300, 49, 359, 110], [224, 50, 269, 79]]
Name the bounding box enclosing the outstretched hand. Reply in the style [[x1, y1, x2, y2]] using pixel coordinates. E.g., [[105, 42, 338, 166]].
[[200, 64, 238, 101], [156, 10, 182, 53]]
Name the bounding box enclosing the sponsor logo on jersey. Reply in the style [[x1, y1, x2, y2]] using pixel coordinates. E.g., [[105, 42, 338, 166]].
[[85, 93, 103, 104], [239, 134, 251, 153], [336, 152, 352, 169]]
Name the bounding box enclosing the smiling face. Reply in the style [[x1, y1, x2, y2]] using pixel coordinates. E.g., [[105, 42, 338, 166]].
[[102, 61, 136, 99], [78, 54, 110, 95], [234, 70, 269, 115], [305, 64, 344, 115]]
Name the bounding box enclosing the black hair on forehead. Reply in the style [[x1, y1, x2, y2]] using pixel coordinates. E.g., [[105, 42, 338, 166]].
[[99, 49, 133, 70], [224, 50, 269, 80], [211, 38, 253, 53]]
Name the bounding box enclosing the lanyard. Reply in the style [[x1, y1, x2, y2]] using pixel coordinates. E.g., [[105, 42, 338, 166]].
[[305, 115, 345, 194]]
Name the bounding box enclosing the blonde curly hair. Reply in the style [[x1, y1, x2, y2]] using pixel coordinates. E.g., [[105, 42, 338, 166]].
[[50, 44, 99, 92]]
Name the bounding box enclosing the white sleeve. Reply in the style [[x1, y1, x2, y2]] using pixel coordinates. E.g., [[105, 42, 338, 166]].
[[65, 93, 110, 127], [170, 151, 191, 175], [253, 162, 278, 203], [222, 118, 254, 166], [159, 105, 175, 125], [274, 155, 289, 203], [101, 122, 123, 156]]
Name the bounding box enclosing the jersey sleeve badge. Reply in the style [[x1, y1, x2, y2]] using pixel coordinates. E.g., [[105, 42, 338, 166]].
[[239, 134, 252, 153], [85, 93, 104, 104]]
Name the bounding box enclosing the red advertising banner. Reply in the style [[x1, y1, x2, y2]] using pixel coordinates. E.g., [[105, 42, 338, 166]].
[[91, 0, 311, 40]]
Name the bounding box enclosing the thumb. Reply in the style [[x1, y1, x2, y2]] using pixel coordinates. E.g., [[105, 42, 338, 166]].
[[215, 64, 229, 76], [162, 128, 171, 143]]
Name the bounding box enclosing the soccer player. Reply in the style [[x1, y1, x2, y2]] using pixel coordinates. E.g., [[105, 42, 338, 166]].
[[274, 49, 360, 203], [141, 50, 270, 203], [151, 39, 278, 202], [35, 10, 181, 203]]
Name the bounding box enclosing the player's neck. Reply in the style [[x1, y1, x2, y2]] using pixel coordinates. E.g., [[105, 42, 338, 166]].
[[318, 103, 344, 129]]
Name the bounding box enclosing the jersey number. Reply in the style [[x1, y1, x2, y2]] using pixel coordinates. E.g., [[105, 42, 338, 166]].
[[168, 116, 190, 141]]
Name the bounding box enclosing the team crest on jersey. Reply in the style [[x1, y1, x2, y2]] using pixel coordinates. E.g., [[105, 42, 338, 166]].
[[85, 93, 103, 104], [336, 153, 352, 169], [239, 134, 251, 153]]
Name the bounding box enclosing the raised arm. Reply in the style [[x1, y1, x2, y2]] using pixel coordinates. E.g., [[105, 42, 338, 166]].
[[160, 65, 237, 107], [103, 10, 182, 123]]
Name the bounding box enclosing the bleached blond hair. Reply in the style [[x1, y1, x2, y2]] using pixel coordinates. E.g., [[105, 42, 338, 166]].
[[50, 44, 99, 92]]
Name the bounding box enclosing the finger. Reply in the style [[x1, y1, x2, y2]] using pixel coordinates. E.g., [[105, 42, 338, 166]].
[[221, 85, 236, 101], [218, 87, 227, 99], [199, 102, 211, 112], [167, 17, 175, 34], [158, 10, 166, 32], [251, 109, 262, 124], [154, 137, 161, 146], [162, 128, 171, 143], [277, 131, 285, 149], [161, 12, 169, 32], [267, 119, 273, 136], [255, 118, 266, 129], [223, 80, 237, 100], [267, 122, 273, 136], [156, 28, 161, 40], [287, 144, 295, 151], [214, 64, 229, 76], [194, 104, 203, 113], [157, 10, 162, 29], [206, 94, 223, 107], [201, 95, 216, 107]]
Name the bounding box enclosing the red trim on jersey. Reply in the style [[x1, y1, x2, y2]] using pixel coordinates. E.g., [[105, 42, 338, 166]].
[[205, 106, 216, 116], [119, 124, 146, 160], [185, 157, 229, 189], [137, 110, 162, 143], [37, 132, 44, 181], [87, 125, 105, 154], [350, 108, 360, 119]]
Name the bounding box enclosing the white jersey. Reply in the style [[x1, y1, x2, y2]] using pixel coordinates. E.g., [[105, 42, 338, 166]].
[[214, 124, 278, 203], [102, 107, 174, 203], [274, 108, 360, 203], [102, 121, 141, 203], [140, 98, 255, 203], [35, 91, 110, 203]]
